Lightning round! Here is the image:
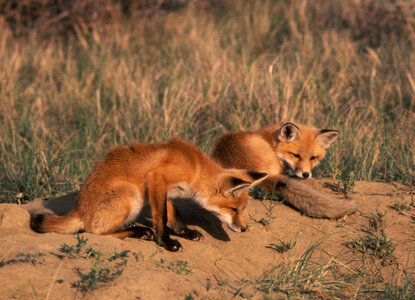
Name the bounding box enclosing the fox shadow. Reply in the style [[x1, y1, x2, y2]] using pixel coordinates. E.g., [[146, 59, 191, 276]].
[[32, 192, 230, 242]]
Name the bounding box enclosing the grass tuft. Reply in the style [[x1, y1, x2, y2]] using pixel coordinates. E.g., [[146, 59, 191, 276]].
[[266, 240, 297, 253], [56, 236, 132, 293], [346, 211, 397, 266], [157, 258, 192, 275], [0, 251, 45, 267], [72, 258, 124, 293], [59, 235, 88, 258]]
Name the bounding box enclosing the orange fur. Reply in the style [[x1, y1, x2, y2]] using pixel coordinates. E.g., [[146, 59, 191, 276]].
[[31, 137, 267, 252], [211, 122, 357, 218]]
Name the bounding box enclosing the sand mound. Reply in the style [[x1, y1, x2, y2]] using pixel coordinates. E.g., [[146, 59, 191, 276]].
[[0, 204, 31, 230]]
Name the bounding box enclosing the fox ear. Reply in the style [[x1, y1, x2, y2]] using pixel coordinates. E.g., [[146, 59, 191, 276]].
[[315, 129, 339, 148], [223, 177, 252, 197], [275, 123, 301, 143], [222, 171, 268, 197], [247, 171, 268, 182]]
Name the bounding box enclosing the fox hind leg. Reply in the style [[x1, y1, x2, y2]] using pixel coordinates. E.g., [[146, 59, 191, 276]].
[[84, 182, 143, 236], [106, 226, 155, 240]]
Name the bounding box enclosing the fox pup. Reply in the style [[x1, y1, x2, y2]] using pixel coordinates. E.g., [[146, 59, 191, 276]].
[[211, 122, 356, 219], [31, 137, 267, 252]]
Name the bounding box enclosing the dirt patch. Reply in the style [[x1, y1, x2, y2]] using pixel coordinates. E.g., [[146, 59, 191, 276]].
[[0, 179, 414, 299]]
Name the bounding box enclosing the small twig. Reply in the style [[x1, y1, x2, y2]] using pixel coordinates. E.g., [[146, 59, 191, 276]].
[[45, 261, 63, 300]]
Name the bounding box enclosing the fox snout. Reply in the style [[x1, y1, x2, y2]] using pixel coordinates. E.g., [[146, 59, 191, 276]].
[[216, 209, 247, 232], [295, 169, 311, 179], [227, 222, 247, 232], [227, 211, 247, 232]]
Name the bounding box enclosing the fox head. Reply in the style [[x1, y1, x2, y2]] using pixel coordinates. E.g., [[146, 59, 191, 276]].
[[206, 170, 268, 232], [274, 123, 339, 179]]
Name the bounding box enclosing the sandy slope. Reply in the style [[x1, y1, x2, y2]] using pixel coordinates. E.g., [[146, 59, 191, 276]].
[[0, 179, 413, 299]]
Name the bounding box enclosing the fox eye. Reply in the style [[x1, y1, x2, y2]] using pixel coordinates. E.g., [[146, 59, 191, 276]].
[[230, 207, 238, 212], [290, 152, 301, 159], [310, 156, 318, 160]]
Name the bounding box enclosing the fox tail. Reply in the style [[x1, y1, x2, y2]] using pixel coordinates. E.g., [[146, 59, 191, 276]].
[[261, 175, 357, 219], [30, 211, 84, 234]]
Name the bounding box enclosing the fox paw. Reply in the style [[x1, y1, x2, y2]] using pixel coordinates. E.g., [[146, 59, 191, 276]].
[[180, 229, 203, 241], [162, 238, 182, 252], [130, 227, 155, 241], [140, 228, 155, 241]]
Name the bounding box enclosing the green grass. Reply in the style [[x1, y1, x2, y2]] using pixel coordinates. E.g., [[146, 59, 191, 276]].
[[266, 240, 297, 253], [391, 200, 414, 213], [220, 236, 414, 299], [216, 211, 414, 298], [0, 0, 414, 203], [346, 210, 397, 267], [72, 257, 125, 293], [56, 236, 130, 293], [249, 187, 282, 229], [0, 251, 45, 267], [59, 235, 88, 258], [249, 186, 281, 202], [345, 231, 397, 266], [157, 258, 193, 275], [335, 169, 356, 199]]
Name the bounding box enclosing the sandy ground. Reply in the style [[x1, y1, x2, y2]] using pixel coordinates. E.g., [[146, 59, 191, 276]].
[[0, 179, 414, 299]]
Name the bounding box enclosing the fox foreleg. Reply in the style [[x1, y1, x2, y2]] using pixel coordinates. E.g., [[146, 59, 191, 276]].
[[147, 175, 182, 252], [166, 198, 203, 241]]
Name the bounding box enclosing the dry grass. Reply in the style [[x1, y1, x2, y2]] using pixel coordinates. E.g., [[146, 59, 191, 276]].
[[0, 0, 414, 202]]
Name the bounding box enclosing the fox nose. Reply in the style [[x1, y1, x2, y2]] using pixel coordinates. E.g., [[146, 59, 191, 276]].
[[302, 172, 310, 178], [241, 226, 247, 232]]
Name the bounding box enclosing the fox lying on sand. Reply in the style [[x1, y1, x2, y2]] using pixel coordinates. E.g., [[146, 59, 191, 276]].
[[211, 122, 357, 219], [31, 137, 267, 252]]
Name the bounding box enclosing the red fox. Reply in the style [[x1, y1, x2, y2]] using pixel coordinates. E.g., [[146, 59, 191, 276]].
[[31, 137, 267, 252], [211, 122, 357, 219]]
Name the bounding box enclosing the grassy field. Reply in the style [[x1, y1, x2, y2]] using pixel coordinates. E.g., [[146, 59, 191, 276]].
[[0, 0, 414, 203]]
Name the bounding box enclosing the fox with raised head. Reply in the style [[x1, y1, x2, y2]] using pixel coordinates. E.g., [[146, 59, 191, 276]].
[[211, 122, 357, 219], [31, 137, 267, 252]]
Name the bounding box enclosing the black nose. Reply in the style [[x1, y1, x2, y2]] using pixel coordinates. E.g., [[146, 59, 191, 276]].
[[241, 226, 247, 232], [302, 172, 310, 178]]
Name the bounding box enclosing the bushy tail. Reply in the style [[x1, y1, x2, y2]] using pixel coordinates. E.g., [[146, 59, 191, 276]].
[[30, 211, 84, 234], [262, 175, 357, 219]]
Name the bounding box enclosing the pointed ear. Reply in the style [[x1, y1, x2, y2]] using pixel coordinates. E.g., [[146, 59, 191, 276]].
[[247, 171, 268, 184], [274, 123, 301, 143], [222, 171, 268, 197], [222, 177, 252, 197], [315, 129, 339, 148]]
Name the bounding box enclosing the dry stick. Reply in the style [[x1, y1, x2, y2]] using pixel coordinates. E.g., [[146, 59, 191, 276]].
[[45, 261, 63, 300]]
